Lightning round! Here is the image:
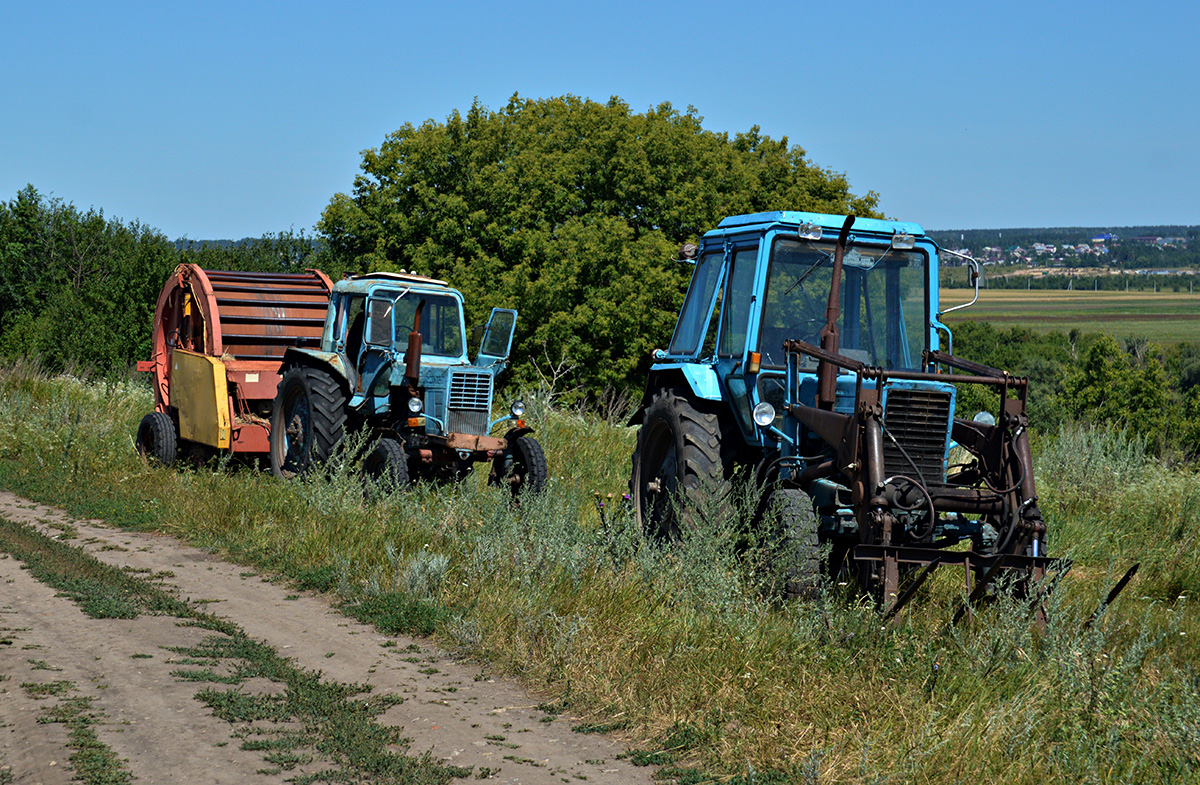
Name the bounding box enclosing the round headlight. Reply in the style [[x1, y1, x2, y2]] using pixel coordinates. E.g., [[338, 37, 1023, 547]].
[[752, 401, 776, 428], [972, 410, 996, 426], [510, 400, 526, 418], [407, 396, 424, 414]]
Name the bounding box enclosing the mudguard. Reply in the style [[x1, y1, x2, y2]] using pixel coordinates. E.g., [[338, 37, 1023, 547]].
[[629, 362, 722, 425], [502, 425, 536, 442], [281, 348, 354, 395]]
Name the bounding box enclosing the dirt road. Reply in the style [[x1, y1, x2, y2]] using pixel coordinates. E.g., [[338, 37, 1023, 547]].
[[0, 491, 652, 784]]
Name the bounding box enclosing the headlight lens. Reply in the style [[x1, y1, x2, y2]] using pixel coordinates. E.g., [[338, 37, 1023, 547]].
[[510, 400, 526, 418], [752, 401, 776, 427], [407, 396, 424, 414], [972, 410, 995, 426], [798, 222, 822, 240]]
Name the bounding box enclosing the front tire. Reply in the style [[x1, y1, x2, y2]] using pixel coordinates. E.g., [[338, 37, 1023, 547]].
[[768, 488, 821, 599], [630, 388, 724, 540], [362, 437, 410, 491], [490, 436, 548, 496], [135, 411, 177, 467], [270, 366, 347, 479]]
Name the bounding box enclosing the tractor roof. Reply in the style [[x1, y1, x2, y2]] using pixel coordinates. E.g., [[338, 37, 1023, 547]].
[[715, 211, 926, 238], [351, 271, 448, 286], [333, 271, 455, 296]]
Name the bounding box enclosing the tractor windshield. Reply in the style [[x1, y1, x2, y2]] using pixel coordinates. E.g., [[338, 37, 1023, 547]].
[[392, 292, 465, 358], [758, 237, 927, 370], [667, 250, 723, 356]]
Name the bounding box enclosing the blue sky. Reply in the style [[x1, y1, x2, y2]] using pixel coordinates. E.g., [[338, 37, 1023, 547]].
[[3, 0, 1196, 239]]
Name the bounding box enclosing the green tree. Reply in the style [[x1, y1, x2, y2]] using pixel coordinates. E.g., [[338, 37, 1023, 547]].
[[318, 94, 880, 397], [949, 321, 1074, 428], [1062, 334, 1173, 447], [0, 187, 178, 370]]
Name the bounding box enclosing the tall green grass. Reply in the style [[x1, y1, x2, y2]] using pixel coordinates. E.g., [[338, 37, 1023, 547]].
[[1, 361, 1197, 783]]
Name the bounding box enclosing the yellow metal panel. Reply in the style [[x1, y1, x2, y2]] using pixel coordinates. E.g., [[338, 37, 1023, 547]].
[[171, 349, 231, 449]]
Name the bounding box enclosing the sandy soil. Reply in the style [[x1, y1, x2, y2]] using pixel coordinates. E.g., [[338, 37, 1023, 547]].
[[0, 491, 652, 785]]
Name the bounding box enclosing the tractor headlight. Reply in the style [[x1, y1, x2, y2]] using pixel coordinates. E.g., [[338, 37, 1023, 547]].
[[892, 232, 916, 250], [407, 396, 424, 414], [510, 400, 526, 418], [972, 410, 996, 426], [752, 401, 776, 428]]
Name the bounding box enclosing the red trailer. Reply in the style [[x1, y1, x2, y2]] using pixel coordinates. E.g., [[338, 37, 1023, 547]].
[[135, 264, 333, 464]]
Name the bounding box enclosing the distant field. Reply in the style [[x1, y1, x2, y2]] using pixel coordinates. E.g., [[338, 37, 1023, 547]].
[[938, 288, 1200, 343]]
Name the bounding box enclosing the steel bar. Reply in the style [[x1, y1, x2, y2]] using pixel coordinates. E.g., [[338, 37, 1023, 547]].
[[882, 557, 942, 622], [854, 544, 1056, 572], [1083, 562, 1140, 629], [950, 557, 1008, 627]]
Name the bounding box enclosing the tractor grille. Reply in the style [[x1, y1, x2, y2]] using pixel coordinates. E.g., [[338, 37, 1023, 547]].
[[882, 387, 952, 484], [446, 371, 493, 436]]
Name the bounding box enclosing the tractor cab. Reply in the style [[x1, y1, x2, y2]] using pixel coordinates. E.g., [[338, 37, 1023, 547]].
[[662, 214, 936, 443], [319, 272, 516, 425]]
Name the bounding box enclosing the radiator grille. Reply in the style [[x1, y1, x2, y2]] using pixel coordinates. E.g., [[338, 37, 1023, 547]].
[[446, 371, 493, 436], [882, 388, 952, 484]]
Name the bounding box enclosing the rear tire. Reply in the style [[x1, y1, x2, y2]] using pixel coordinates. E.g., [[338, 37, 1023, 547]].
[[630, 389, 724, 540], [270, 366, 347, 479], [135, 411, 177, 467]]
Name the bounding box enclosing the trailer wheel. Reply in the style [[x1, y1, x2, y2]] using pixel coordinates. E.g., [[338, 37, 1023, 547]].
[[490, 436, 548, 496], [630, 388, 724, 541], [362, 437, 409, 492], [270, 366, 347, 479], [135, 411, 177, 467], [768, 488, 821, 599]]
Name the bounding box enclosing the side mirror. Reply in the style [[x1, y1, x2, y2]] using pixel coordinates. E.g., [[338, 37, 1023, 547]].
[[939, 255, 981, 318]]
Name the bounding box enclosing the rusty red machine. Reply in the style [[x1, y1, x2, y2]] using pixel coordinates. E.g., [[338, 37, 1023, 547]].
[[135, 264, 333, 463]]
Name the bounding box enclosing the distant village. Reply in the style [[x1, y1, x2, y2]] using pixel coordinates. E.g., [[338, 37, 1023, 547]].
[[928, 228, 1199, 281]]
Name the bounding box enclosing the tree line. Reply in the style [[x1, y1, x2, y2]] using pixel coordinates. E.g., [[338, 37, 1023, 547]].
[[976, 272, 1198, 292], [2, 93, 1197, 457], [0, 185, 337, 371], [928, 225, 1198, 250]]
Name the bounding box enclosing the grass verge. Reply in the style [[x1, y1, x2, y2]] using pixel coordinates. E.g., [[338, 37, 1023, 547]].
[[1, 362, 1199, 782]]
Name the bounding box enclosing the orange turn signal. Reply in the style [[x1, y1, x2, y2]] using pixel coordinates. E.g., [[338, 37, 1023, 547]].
[[747, 352, 761, 374]]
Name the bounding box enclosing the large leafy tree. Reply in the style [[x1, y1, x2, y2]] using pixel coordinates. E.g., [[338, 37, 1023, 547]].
[[318, 94, 880, 397]]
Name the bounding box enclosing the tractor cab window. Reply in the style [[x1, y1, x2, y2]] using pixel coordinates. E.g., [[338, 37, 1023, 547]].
[[367, 298, 393, 345], [668, 250, 723, 356], [717, 247, 759, 357], [392, 292, 465, 358], [340, 295, 366, 359], [759, 237, 926, 370]]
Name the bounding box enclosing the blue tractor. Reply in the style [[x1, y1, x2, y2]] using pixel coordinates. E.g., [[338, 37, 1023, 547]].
[[630, 213, 1048, 604], [270, 272, 546, 495]]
